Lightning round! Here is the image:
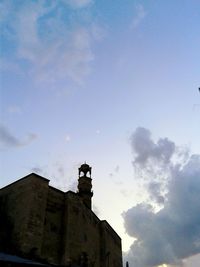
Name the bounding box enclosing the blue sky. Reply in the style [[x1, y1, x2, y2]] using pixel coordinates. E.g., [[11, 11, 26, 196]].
[[1, 1, 200, 266]]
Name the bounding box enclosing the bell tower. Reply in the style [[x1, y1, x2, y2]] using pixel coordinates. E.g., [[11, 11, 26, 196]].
[[78, 163, 93, 209]]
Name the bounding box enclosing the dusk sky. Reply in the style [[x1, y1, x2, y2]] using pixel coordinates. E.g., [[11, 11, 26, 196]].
[[1, 1, 200, 267]]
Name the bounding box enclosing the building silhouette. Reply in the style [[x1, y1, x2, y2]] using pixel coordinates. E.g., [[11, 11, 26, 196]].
[[0, 163, 122, 267]]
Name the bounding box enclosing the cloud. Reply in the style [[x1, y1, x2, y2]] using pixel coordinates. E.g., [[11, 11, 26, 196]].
[[30, 162, 79, 193], [131, 4, 146, 29], [131, 127, 175, 168], [109, 165, 123, 185], [120, 189, 133, 198], [130, 127, 185, 204], [148, 181, 165, 204], [115, 165, 120, 173], [96, 129, 100, 135], [33, 161, 79, 192], [65, 135, 71, 142], [63, 0, 93, 9], [0, 125, 21, 148], [1, 0, 102, 85], [0, 124, 37, 149], [123, 128, 200, 267], [7, 105, 22, 114], [31, 167, 44, 174]]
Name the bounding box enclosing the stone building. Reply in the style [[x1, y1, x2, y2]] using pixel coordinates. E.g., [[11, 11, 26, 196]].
[[0, 164, 122, 267]]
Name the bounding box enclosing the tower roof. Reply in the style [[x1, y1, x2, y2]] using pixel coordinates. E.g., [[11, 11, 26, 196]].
[[78, 163, 92, 178]]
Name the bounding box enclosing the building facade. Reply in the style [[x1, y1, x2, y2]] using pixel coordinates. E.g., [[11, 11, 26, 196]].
[[0, 164, 122, 267]]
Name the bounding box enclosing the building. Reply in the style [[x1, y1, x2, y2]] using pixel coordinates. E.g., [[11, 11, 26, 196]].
[[0, 163, 123, 267]]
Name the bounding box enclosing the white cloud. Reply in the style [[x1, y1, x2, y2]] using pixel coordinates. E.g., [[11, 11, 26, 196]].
[[123, 127, 200, 267], [1, 0, 102, 85], [131, 4, 146, 29], [32, 161, 79, 192]]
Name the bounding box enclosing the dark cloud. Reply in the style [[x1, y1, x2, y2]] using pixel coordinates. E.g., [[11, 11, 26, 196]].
[[123, 127, 200, 267], [148, 181, 165, 204], [0, 124, 37, 149], [0, 124, 21, 148], [130, 127, 188, 204], [131, 127, 175, 168]]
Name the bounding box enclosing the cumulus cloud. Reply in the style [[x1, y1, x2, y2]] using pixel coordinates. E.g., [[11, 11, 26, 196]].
[[130, 127, 188, 204], [131, 127, 175, 168], [1, 0, 102, 85], [148, 181, 165, 204], [0, 124, 37, 149], [123, 127, 200, 267]]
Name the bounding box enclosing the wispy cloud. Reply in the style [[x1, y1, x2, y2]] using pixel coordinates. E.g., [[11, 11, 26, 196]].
[[7, 105, 22, 114], [123, 127, 200, 267], [96, 129, 101, 135], [1, 0, 103, 85], [65, 135, 71, 142], [131, 4, 146, 29], [31, 167, 44, 174], [109, 165, 123, 186], [63, 0, 93, 9], [0, 124, 37, 150], [31, 161, 79, 192]]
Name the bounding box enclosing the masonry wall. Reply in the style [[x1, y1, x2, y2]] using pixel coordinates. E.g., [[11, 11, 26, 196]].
[[0, 174, 123, 267], [0, 177, 31, 253], [0, 174, 49, 257], [100, 221, 122, 267], [61, 192, 101, 267], [41, 187, 65, 265]]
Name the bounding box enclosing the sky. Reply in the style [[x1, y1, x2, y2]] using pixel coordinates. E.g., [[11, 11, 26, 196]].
[[0, 0, 200, 266]]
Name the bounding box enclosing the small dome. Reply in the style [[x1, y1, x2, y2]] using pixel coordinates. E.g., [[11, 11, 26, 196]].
[[79, 163, 92, 177], [80, 163, 90, 169]]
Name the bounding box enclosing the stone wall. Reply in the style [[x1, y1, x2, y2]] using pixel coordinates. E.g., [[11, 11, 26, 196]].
[[0, 173, 123, 267], [62, 192, 101, 267], [100, 221, 122, 267], [41, 186, 65, 265], [0, 174, 49, 256]]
